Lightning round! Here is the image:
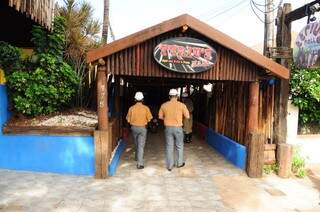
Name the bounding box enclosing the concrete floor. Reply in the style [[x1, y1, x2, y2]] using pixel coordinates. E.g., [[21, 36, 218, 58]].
[[0, 130, 319, 212]]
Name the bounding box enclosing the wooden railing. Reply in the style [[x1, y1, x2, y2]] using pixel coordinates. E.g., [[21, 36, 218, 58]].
[[108, 116, 121, 151], [94, 116, 121, 179]]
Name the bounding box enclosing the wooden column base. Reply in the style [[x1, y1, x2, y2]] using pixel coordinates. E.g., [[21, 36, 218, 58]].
[[94, 130, 110, 179], [277, 143, 293, 178], [247, 133, 264, 178]]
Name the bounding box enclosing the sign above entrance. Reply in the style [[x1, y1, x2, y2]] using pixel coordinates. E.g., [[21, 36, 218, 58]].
[[153, 37, 217, 73], [294, 21, 320, 68]]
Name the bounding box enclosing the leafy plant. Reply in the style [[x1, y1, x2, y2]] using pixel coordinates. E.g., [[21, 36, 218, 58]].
[[291, 145, 306, 178], [0, 41, 22, 75], [263, 163, 279, 175], [8, 54, 78, 115], [5, 16, 79, 116], [290, 65, 320, 125], [56, 0, 101, 107]]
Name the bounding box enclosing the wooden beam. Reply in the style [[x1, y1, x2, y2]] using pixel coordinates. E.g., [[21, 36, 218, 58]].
[[285, 0, 320, 23], [245, 81, 264, 178], [274, 4, 292, 144], [97, 59, 109, 130], [246, 81, 259, 142], [95, 59, 111, 179]]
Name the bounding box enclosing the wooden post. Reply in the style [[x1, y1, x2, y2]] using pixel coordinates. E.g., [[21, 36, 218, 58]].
[[274, 4, 292, 144], [246, 81, 264, 178], [246, 81, 259, 144], [97, 59, 109, 130], [247, 133, 264, 178], [94, 130, 109, 179], [95, 58, 110, 179], [277, 143, 293, 178]]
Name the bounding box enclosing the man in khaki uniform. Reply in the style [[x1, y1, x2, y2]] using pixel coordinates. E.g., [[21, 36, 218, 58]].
[[126, 92, 153, 169], [182, 93, 194, 143], [159, 89, 190, 171]]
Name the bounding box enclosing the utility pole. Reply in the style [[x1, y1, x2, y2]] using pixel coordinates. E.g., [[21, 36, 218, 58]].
[[264, 0, 274, 56], [102, 0, 110, 43]]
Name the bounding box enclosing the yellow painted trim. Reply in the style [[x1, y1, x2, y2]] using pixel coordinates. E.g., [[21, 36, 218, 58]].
[[0, 69, 6, 84]]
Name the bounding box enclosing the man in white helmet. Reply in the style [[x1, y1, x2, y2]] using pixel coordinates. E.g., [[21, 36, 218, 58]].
[[126, 91, 153, 169], [159, 89, 190, 171], [181, 92, 194, 143]]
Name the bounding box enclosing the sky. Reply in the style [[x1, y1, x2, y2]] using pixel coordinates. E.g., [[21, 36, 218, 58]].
[[57, 0, 315, 48]]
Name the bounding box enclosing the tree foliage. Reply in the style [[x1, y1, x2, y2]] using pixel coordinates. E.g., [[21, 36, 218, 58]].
[[290, 65, 320, 124], [1, 16, 79, 116], [56, 0, 101, 107], [31, 16, 66, 58], [0, 41, 22, 75]]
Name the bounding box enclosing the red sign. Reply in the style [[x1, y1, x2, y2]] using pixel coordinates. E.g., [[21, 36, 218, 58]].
[[153, 37, 217, 73]]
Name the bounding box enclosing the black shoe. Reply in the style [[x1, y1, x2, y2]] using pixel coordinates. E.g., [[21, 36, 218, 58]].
[[177, 163, 185, 168], [137, 165, 144, 169], [167, 168, 172, 171]]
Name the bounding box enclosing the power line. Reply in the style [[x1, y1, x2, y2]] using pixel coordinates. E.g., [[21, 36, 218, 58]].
[[205, 0, 248, 21], [251, 0, 283, 14], [250, 0, 283, 23]]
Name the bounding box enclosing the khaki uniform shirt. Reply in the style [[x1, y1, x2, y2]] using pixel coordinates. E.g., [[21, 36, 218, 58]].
[[126, 102, 153, 127], [159, 98, 190, 127]]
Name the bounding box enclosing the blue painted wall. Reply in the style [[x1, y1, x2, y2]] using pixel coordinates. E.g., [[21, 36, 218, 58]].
[[108, 139, 126, 176], [0, 85, 10, 134], [0, 85, 95, 175], [207, 128, 247, 170]]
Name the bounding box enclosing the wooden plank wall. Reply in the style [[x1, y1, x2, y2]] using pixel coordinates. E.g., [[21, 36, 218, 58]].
[[258, 81, 275, 145], [8, 0, 54, 29], [210, 81, 249, 145], [104, 29, 261, 82], [199, 81, 275, 146]]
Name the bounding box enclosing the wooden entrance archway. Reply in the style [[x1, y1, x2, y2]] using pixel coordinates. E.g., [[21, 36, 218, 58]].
[[87, 14, 289, 179]]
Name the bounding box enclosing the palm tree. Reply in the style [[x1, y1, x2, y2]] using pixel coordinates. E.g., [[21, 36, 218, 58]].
[[102, 0, 110, 42], [56, 0, 101, 107], [56, 0, 100, 62]]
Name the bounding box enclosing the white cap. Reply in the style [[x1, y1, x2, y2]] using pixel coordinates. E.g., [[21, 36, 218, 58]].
[[134, 92, 144, 101], [169, 89, 178, 96], [182, 93, 188, 97]]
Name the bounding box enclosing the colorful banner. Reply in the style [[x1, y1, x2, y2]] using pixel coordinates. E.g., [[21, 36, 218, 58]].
[[153, 37, 217, 73], [294, 22, 320, 68]]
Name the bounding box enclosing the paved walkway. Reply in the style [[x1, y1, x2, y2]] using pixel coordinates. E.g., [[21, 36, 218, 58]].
[[0, 131, 242, 211], [1, 130, 319, 211]]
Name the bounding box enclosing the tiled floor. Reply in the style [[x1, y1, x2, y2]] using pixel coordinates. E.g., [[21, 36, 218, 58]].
[[0, 131, 243, 211]]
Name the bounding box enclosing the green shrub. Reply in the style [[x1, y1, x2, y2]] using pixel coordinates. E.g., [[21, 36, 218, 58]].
[[31, 16, 65, 58], [291, 146, 306, 178], [7, 54, 78, 115], [0, 41, 22, 75], [263, 163, 279, 175], [2, 16, 79, 116], [290, 65, 320, 125]]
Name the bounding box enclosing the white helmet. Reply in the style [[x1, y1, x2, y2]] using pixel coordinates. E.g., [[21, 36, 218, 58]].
[[169, 89, 178, 96], [134, 92, 144, 101], [182, 93, 188, 97]]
